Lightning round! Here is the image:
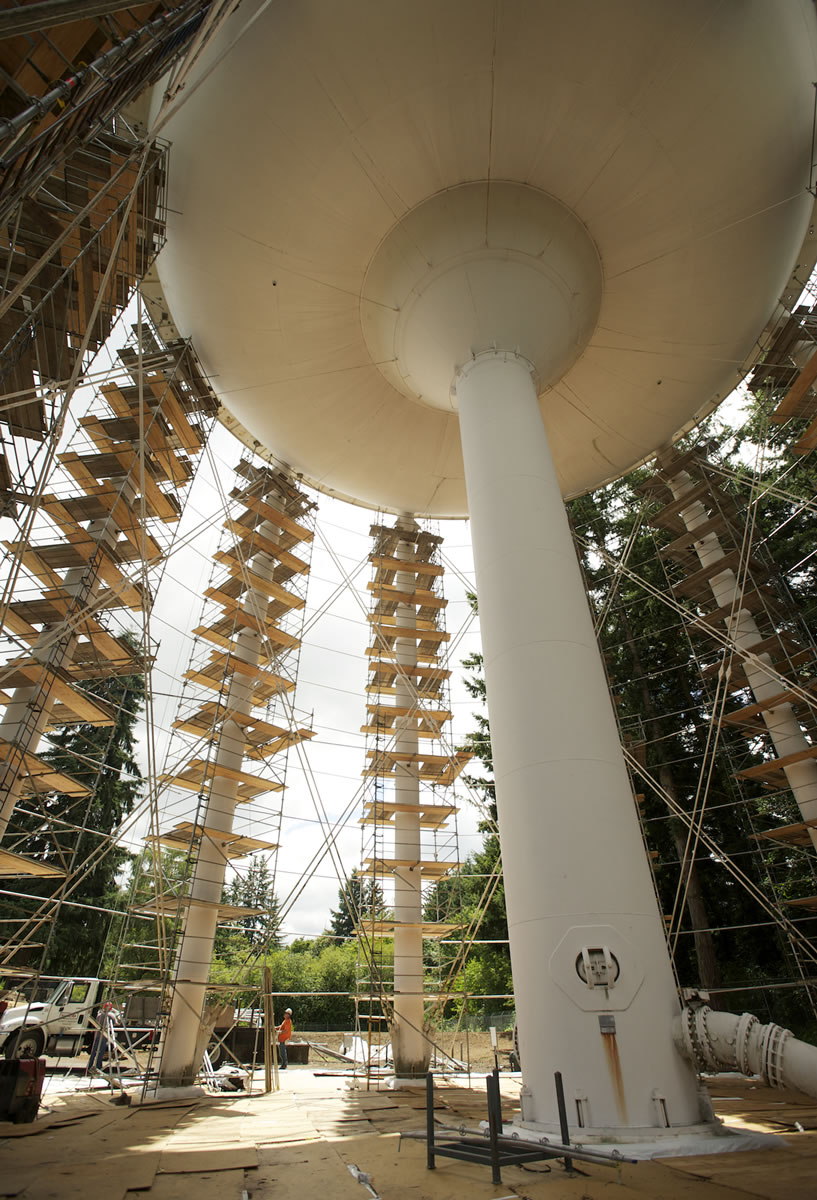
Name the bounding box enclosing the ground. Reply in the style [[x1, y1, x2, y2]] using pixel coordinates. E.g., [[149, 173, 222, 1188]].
[[2, 1065, 817, 1200], [306, 1028, 511, 1073]]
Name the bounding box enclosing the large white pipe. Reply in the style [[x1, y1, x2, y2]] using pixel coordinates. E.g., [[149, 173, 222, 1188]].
[[669, 471, 817, 849], [390, 520, 430, 1077], [158, 516, 280, 1087], [455, 350, 705, 1134], [676, 1004, 817, 1100]]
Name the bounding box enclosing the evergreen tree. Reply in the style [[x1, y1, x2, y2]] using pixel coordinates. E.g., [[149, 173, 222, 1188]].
[[328, 868, 385, 939], [223, 856, 281, 948]]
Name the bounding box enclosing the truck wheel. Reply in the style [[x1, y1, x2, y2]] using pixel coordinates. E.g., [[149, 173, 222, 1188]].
[[4, 1027, 44, 1060], [206, 1038, 225, 1070]]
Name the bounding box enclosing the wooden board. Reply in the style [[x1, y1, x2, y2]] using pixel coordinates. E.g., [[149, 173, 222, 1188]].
[[0, 847, 64, 877]]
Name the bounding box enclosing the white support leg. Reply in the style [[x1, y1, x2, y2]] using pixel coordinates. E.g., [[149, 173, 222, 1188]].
[[670, 472, 817, 848], [390, 521, 429, 1077], [454, 351, 704, 1134], [158, 521, 280, 1087]]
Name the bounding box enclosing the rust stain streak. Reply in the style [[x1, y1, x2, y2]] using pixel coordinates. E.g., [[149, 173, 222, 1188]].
[[601, 1032, 628, 1125]]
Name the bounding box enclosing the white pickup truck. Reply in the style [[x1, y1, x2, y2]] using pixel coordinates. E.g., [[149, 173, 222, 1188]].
[[0, 977, 125, 1060]]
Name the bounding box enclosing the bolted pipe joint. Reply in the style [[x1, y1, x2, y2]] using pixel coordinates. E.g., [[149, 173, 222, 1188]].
[[675, 1004, 817, 1098]]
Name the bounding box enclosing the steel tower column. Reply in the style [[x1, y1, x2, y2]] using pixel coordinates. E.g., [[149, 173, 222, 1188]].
[[455, 350, 704, 1133]]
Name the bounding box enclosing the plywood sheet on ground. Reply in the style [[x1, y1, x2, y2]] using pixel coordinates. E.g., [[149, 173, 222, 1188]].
[[127, 1168, 245, 1200], [10, 1151, 159, 1200], [158, 1147, 258, 1173], [664, 1144, 817, 1200]]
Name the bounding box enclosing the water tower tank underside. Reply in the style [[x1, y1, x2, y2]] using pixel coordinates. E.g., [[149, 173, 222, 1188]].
[[154, 0, 817, 517]]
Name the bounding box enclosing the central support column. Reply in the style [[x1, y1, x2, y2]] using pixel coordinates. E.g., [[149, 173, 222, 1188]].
[[455, 351, 705, 1135]]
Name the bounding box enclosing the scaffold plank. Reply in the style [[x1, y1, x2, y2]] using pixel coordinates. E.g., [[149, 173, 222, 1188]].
[[217, 532, 310, 577], [0, 736, 90, 796], [771, 345, 817, 421], [133, 896, 265, 921], [361, 857, 461, 879], [792, 411, 817, 454], [0, 660, 117, 724], [242, 492, 314, 546], [752, 818, 817, 847], [357, 920, 462, 938], [224, 562, 304, 610], [361, 799, 457, 827], [735, 743, 817, 785], [146, 820, 278, 859], [723, 684, 817, 728], [0, 848, 64, 877], [158, 756, 285, 799]]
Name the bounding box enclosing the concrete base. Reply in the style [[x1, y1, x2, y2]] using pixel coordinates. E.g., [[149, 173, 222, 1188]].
[[387, 1075, 428, 1090], [502, 1118, 784, 1160], [135, 1084, 206, 1104]]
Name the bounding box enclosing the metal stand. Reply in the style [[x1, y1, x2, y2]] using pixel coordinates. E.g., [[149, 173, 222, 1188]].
[[424, 1071, 555, 1185], [418, 1070, 635, 1185]]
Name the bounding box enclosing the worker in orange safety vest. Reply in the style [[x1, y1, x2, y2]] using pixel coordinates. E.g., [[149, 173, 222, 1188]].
[[276, 1008, 293, 1069]]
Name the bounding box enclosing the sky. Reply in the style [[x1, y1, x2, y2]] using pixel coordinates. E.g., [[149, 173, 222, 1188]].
[[126, 419, 487, 943]]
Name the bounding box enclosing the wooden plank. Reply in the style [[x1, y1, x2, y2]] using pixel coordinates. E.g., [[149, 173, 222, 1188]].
[[792, 411, 817, 454], [196, 602, 300, 651], [222, 521, 310, 574], [369, 554, 444, 577], [81, 414, 191, 487], [134, 897, 265, 922], [225, 563, 304, 611], [242, 492, 314, 545], [0, 848, 64, 877], [147, 379, 206, 454], [752, 819, 817, 847], [723, 685, 817, 727], [2, 661, 117, 724], [362, 857, 461, 878], [772, 345, 817, 420], [3, 542, 63, 591], [737, 744, 817, 783], [159, 757, 284, 796], [146, 821, 278, 858], [360, 920, 461, 938], [183, 659, 294, 700], [366, 583, 447, 608], [130, 1168, 244, 1199], [369, 619, 449, 641], [0, 737, 90, 797]]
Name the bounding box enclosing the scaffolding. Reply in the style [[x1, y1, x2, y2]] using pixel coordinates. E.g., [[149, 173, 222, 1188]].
[[354, 518, 468, 1081], [0, 319, 219, 987]]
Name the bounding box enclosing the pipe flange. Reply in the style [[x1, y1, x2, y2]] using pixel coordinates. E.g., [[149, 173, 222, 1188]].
[[735, 1011, 759, 1076], [682, 1004, 715, 1071], [760, 1021, 791, 1090]]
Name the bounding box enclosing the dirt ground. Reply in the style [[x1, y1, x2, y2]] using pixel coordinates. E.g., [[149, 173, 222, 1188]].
[[304, 1028, 511, 1072]]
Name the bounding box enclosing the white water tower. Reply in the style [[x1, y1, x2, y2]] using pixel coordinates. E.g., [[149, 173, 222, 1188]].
[[152, 0, 817, 1136]]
